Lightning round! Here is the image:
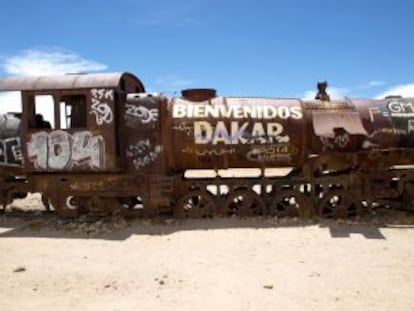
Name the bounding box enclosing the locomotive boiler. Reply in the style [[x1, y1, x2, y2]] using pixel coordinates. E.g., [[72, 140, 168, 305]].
[[0, 72, 413, 219]]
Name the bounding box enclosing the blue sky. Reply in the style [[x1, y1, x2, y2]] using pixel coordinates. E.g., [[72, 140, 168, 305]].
[[1, 0, 414, 99]]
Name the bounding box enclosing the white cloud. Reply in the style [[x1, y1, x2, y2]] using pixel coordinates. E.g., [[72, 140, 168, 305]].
[[1, 48, 107, 76], [0, 48, 108, 120], [302, 87, 349, 100], [375, 83, 414, 99], [366, 80, 386, 88]]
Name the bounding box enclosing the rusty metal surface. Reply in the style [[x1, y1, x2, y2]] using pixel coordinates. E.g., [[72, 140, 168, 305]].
[[355, 98, 414, 148], [0, 72, 147, 174], [21, 86, 118, 173], [119, 95, 166, 174], [0, 72, 145, 92], [167, 96, 306, 171], [1, 73, 414, 219], [312, 111, 368, 137], [181, 88, 217, 102]]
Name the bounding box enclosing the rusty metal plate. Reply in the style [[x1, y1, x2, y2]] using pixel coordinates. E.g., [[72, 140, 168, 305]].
[[168, 96, 306, 170], [312, 111, 368, 137]]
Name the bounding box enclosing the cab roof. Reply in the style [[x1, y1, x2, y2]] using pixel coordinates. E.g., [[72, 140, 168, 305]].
[[0, 72, 145, 92]]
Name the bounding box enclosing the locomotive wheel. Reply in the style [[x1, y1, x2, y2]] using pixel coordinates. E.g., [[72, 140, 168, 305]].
[[50, 195, 81, 218], [318, 190, 362, 219], [223, 189, 265, 217], [269, 190, 313, 218], [87, 197, 121, 214], [174, 190, 217, 219], [119, 196, 144, 209]]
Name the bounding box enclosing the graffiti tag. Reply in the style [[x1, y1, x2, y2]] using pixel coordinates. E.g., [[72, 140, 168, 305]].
[[173, 103, 303, 120], [173, 122, 194, 136], [409, 120, 414, 133], [246, 145, 294, 163], [334, 133, 350, 148], [27, 131, 105, 170], [0, 137, 22, 166], [387, 101, 414, 117], [125, 104, 159, 124], [90, 89, 114, 125], [194, 121, 290, 145], [182, 146, 236, 156], [126, 140, 162, 169]]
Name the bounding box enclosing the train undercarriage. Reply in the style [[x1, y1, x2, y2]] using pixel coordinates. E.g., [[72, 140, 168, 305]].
[[1, 165, 413, 220]]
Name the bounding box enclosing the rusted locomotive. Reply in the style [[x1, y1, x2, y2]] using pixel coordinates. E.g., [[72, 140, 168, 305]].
[[0, 72, 413, 219]]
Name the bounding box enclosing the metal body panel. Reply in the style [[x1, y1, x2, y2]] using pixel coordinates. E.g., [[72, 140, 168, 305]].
[[168, 97, 306, 171], [354, 98, 414, 167], [356, 98, 414, 149], [119, 95, 166, 174], [304, 100, 368, 153], [13, 72, 146, 173], [21, 87, 117, 172], [0, 114, 23, 167]]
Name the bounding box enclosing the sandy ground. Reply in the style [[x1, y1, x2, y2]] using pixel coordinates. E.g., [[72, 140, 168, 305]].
[[0, 196, 414, 311]]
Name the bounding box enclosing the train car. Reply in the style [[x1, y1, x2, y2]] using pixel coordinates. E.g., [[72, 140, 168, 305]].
[[0, 72, 413, 219]]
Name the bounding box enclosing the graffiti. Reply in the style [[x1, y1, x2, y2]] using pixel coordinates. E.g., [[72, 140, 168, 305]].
[[90, 88, 114, 125], [172, 102, 298, 148], [27, 131, 105, 170], [334, 133, 350, 148], [387, 101, 414, 117], [409, 120, 414, 133], [0, 137, 22, 166], [369, 102, 414, 121], [182, 146, 236, 156], [320, 127, 352, 151], [126, 140, 162, 169], [246, 145, 295, 163], [368, 107, 382, 122], [125, 104, 159, 124], [321, 135, 350, 151], [173, 122, 194, 136], [194, 121, 290, 145], [70, 180, 104, 191], [320, 137, 334, 151], [173, 103, 303, 120]]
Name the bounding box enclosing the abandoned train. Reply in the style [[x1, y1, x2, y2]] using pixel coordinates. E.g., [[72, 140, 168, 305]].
[[0, 72, 413, 219]]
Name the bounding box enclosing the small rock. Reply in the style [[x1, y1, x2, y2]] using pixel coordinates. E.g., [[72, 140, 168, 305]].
[[263, 284, 273, 290], [13, 266, 26, 273], [309, 272, 321, 277], [159, 280, 165, 285]]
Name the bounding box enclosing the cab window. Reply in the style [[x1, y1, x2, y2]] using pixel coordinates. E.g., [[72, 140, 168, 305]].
[[60, 95, 87, 129]]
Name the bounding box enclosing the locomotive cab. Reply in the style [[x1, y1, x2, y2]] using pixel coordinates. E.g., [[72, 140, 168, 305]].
[[0, 72, 145, 173]]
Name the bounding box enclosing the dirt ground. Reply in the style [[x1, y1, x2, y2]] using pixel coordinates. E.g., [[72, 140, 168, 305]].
[[0, 195, 414, 311]]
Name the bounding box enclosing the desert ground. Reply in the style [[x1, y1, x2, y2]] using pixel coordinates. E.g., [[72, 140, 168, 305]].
[[0, 194, 413, 311]]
